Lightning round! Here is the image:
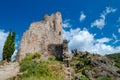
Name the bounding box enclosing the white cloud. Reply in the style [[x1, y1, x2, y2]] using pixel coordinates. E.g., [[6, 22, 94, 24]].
[[79, 12, 86, 22], [0, 30, 8, 60], [68, 28, 95, 51], [63, 28, 120, 55], [63, 28, 81, 41], [62, 19, 71, 28], [91, 7, 117, 29], [105, 7, 116, 14], [63, 29, 72, 41], [11, 49, 18, 61], [91, 17, 105, 29], [118, 28, 120, 33], [112, 33, 120, 44], [112, 33, 117, 40], [96, 37, 111, 43]]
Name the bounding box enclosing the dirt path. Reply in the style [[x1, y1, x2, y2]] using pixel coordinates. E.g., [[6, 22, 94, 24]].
[[0, 62, 19, 80]]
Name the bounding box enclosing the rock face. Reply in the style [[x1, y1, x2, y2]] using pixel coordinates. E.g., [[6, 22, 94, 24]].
[[17, 12, 63, 61]]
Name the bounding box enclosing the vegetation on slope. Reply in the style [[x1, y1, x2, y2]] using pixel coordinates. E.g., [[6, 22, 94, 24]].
[[8, 52, 120, 80], [70, 50, 119, 80], [10, 53, 66, 80], [106, 53, 120, 68], [70, 51, 91, 80]]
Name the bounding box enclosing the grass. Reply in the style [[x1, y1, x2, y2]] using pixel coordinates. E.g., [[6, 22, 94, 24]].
[[80, 74, 89, 80], [14, 53, 66, 80], [18, 75, 64, 80], [97, 76, 112, 80], [106, 53, 120, 68]]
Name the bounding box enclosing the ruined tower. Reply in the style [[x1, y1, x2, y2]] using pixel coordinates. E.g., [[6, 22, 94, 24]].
[[17, 12, 63, 61], [63, 40, 71, 80]]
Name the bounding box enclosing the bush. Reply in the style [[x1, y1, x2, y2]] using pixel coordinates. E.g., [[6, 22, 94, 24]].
[[106, 53, 120, 68], [115, 63, 120, 68], [80, 74, 89, 80], [97, 76, 112, 80], [48, 55, 56, 61], [21, 53, 41, 62], [75, 62, 84, 70], [18, 53, 65, 80]]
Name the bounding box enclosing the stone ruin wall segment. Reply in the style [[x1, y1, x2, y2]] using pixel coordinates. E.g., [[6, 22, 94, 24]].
[[17, 12, 63, 61]]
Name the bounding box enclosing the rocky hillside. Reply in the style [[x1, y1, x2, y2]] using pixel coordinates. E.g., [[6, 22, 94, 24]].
[[106, 53, 120, 68], [70, 50, 120, 80], [6, 51, 120, 80], [0, 62, 19, 80]]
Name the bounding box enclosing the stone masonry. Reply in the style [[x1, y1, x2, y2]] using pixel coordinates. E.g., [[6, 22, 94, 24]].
[[63, 40, 71, 80], [17, 12, 63, 61]]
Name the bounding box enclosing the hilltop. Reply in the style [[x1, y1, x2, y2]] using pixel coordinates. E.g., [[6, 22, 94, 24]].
[[6, 51, 120, 80], [0, 50, 120, 80], [70, 50, 120, 80]]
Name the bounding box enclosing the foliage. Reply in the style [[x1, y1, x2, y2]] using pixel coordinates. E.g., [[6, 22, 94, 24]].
[[3, 29, 16, 61], [70, 53, 91, 73], [70, 52, 92, 80], [106, 53, 120, 61], [80, 74, 89, 80], [17, 53, 65, 80], [21, 53, 41, 62], [48, 55, 57, 61], [70, 51, 120, 80], [106, 53, 120, 68], [97, 76, 112, 80]]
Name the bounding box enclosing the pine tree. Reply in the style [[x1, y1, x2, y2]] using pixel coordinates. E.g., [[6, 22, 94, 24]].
[[3, 30, 16, 61]]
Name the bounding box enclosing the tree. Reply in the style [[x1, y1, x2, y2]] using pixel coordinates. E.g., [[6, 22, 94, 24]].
[[3, 30, 16, 61]]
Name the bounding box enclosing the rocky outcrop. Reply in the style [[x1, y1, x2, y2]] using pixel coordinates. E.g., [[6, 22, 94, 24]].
[[17, 12, 63, 61], [70, 50, 120, 80], [0, 62, 19, 80]]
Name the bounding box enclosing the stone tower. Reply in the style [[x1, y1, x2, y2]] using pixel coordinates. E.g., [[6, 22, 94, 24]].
[[63, 40, 71, 80], [17, 12, 63, 61]]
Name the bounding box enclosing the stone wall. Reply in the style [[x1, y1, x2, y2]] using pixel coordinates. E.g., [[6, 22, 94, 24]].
[[17, 12, 63, 61], [63, 40, 71, 80]]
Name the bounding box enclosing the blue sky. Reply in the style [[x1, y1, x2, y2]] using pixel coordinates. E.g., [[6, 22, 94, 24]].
[[0, 0, 120, 58]]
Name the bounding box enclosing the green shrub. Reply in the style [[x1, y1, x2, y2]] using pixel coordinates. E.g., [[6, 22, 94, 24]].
[[75, 62, 84, 70], [115, 63, 120, 68], [84, 66, 92, 70], [48, 55, 56, 61], [106, 53, 120, 68], [80, 74, 89, 80], [18, 53, 65, 80], [97, 76, 112, 80], [21, 53, 41, 62]]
